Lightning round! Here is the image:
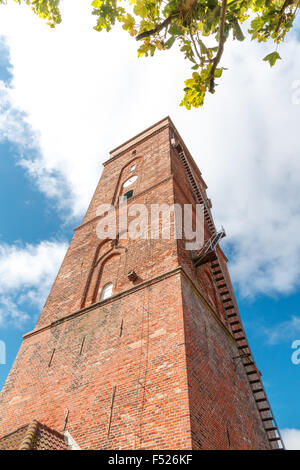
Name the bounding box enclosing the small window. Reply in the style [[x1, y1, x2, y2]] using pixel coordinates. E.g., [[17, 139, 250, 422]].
[[123, 190, 134, 200], [100, 282, 113, 301], [123, 175, 137, 188], [130, 164, 136, 172]]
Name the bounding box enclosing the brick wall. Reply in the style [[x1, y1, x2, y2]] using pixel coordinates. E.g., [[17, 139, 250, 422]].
[[181, 273, 270, 449], [0, 274, 192, 450]]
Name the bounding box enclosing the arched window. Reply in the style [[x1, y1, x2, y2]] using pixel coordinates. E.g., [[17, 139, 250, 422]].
[[123, 175, 138, 188], [100, 282, 113, 301]]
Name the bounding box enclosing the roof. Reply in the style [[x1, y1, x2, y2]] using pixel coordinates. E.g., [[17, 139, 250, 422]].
[[108, 116, 171, 159], [0, 420, 69, 450]]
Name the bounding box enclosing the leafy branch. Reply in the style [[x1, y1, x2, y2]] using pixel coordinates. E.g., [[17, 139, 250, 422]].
[[208, 0, 227, 93], [1, 0, 299, 108], [136, 14, 173, 39]]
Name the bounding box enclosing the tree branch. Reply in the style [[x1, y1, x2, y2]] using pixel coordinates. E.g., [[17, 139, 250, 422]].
[[136, 0, 198, 41], [275, 0, 295, 34], [189, 25, 202, 63], [209, 0, 228, 93], [136, 16, 173, 40]]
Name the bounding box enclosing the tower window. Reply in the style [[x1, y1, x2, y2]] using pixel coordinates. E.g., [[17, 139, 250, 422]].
[[100, 282, 113, 301], [123, 175, 137, 188], [123, 190, 134, 200]]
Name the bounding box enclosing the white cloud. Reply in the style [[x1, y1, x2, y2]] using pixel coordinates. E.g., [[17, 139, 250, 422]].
[[0, 241, 67, 327], [281, 428, 300, 450], [0, 1, 300, 297], [262, 316, 300, 345], [0, 296, 29, 328], [0, 80, 36, 147]]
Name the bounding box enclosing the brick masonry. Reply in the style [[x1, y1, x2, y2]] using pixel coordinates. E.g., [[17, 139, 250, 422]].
[[0, 117, 273, 449]]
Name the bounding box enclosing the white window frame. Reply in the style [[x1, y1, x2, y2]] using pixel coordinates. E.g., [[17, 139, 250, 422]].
[[100, 282, 113, 301], [123, 175, 138, 188]]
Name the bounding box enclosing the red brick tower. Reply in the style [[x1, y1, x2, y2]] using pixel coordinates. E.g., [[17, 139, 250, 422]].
[[0, 117, 284, 450]]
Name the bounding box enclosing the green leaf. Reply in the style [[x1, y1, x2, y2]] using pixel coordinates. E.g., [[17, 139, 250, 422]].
[[122, 13, 135, 32], [91, 0, 103, 7], [214, 68, 223, 78], [250, 16, 265, 33], [198, 39, 209, 55], [232, 20, 245, 41], [168, 24, 184, 36], [165, 36, 176, 49], [263, 51, 281, 67]]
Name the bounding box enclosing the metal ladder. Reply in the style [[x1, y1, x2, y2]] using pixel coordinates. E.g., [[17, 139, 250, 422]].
[[172, 141, 285, 450], [209, 253, 284, 449]]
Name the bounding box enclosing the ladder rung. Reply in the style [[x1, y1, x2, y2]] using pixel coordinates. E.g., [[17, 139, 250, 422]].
[[220, 291, 229, 296], [227, 313, 237, 318], [225, 305, 234, 311], [212, 269, 222, 275], [255, 398, 267, 403], [265, 427, 278, 432], [246, 370, 258, 375], [244, 361, 255, 366], [235, 336, 246, 341], [232, 328, 243, 334], [215, 276, 224, 282], [249, 379, 261, 384], [252, 388, 264, 393], [238, 345, 248, 349], [230, 321, 240, 326], [259, 407, 270, 412], [268, 437, 281, 442], [262, 417, 273, 422], [217, 283, 227, 289], [222, 297, 232, 303]]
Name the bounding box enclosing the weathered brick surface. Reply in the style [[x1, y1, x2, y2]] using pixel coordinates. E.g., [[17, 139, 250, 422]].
[[181, 274, 269, 449], [0, 117, 273, 449], [0, 274, 191, 449]]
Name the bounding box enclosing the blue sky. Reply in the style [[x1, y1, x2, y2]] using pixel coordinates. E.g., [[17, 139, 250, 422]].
[[240, 294, 300, 430], [0, 1, 300, 450], [0, 53, 74, 388]]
